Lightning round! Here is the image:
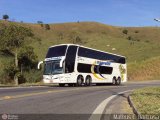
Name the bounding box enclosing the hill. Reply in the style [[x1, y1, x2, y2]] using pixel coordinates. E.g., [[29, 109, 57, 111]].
[[0, 21, 160, 82]]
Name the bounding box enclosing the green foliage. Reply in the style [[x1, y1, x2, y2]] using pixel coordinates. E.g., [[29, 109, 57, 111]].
[[23, 69, 43, 83], [0, 23, 34, 51], [122, 29, 128, 35], [3, 61, 19, 80], [131, 87, 160, 114], [1, 46, 38, 84], [2, 14, 9, 20], [0, 23, 35, 84], [45, 24, 50, 30], [18, 46, 38, 70]]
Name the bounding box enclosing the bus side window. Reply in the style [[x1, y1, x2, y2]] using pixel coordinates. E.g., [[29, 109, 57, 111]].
[[65, 46, 78, 73]]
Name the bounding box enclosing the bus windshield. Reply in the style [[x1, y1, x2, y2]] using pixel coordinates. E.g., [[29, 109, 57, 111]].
[[44, 60, 63, 75], [46, 45, 67, 58]]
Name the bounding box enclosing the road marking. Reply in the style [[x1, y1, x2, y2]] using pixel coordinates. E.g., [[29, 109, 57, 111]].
[[3, 96, 12, 99], [0, 85, 127, 101], [89, 90, 133, 120]]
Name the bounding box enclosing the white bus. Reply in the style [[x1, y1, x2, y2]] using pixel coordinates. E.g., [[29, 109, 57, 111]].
[[38, 44, 127, 87]]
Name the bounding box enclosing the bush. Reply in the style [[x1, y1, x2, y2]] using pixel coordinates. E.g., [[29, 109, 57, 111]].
[[0, 71, 13, 84], [127, 36, 132, 40], [4, 61, 19, 80], [2, 14, 9, 20], [135, 30, 139, 33], [23, 69, 43, 83], [122, 29, 128, 35], [1, 60, 20, 84], [45, 24, 50, 30], [18, 46, 38, 70]]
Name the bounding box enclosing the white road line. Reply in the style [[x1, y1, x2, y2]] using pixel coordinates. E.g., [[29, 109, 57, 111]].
[[89, 90, 133, 120]]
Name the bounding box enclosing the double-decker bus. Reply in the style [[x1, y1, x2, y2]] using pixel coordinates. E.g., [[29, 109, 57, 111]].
[[38, 44, 127, 87]]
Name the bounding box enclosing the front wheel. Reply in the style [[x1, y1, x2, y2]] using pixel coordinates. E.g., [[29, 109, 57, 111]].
[[112, 77, 116, 85], [116, 77, 121, 85], [59, 83, 65, 87]]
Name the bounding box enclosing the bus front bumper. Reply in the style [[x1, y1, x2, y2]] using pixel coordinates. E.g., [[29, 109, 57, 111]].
[[43, 75, 73, 84]]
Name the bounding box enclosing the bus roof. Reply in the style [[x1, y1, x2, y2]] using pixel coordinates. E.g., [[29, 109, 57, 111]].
[[49, 44, 126, 58]]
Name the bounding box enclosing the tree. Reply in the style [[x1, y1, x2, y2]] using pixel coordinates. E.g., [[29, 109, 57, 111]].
[[18, 46, 38, 71], [0, 23, 34, 85], [45, 24, 50, 30], [37, 21, 43, 27], [2, 14, 9, 21], [127, 36, 132, 40], [122, 29, 128, 35], [135, 30, 139, 33]]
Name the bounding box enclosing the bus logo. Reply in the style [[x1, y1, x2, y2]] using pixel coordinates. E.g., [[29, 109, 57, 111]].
[[91, 61, 111, 80]]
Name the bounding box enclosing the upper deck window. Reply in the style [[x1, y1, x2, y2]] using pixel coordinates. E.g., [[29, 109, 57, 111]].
[[78, 47, 125, 64], [46, 45, 67, 58]]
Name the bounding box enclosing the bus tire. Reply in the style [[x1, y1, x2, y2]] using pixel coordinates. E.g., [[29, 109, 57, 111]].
[[59, 83, 65, 87], [116, 77, 121, 85], [112, 77, 116, 85], [85, 76, 92, 86], [77, 75, 84, 86]]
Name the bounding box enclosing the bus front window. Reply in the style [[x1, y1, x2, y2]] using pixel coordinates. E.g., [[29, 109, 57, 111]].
[[44, 61, 63, 75], [53, 62, 63, 74]]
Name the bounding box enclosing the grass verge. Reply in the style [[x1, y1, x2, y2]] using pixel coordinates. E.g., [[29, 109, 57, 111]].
[[130, 87, 160, 114]]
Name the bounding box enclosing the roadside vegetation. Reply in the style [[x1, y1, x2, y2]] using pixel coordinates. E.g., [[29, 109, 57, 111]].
[[0, 15, 160, 84], [130, 87, 160, 114], [0, 21, 42, 85], [128, 57, 160, 81]]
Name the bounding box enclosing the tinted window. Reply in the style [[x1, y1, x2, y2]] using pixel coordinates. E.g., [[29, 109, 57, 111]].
[[46, 45, 67, 58], [77, 63, 113, 74], [78, 47, 126, 64], [77, 63, 92, 73], [118, 58, 125, 64], [65, 46, 78, 73], [99, 66, 113, 74]]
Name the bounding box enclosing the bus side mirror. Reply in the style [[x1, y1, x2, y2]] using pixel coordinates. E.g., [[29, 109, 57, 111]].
[[60, 58, 65, 67], [38, 61, 43, 70]]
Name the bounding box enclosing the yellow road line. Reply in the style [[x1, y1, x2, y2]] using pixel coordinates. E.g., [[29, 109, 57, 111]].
[[0, 85, 127, 101]]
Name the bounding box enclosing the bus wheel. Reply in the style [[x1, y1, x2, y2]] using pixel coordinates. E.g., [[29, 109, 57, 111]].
[[77, 75, 83, 86], [85, 76, 92, 86], [116, 77, 121, 85], [59, 83, 65, 87], [112, 77, 116, 85]]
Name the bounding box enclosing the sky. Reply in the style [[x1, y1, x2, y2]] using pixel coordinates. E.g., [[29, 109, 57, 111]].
[[0, 0, 160, 26]]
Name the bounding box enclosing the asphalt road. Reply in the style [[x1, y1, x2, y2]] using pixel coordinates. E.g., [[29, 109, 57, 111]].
[[0, 81, 159, 120]]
